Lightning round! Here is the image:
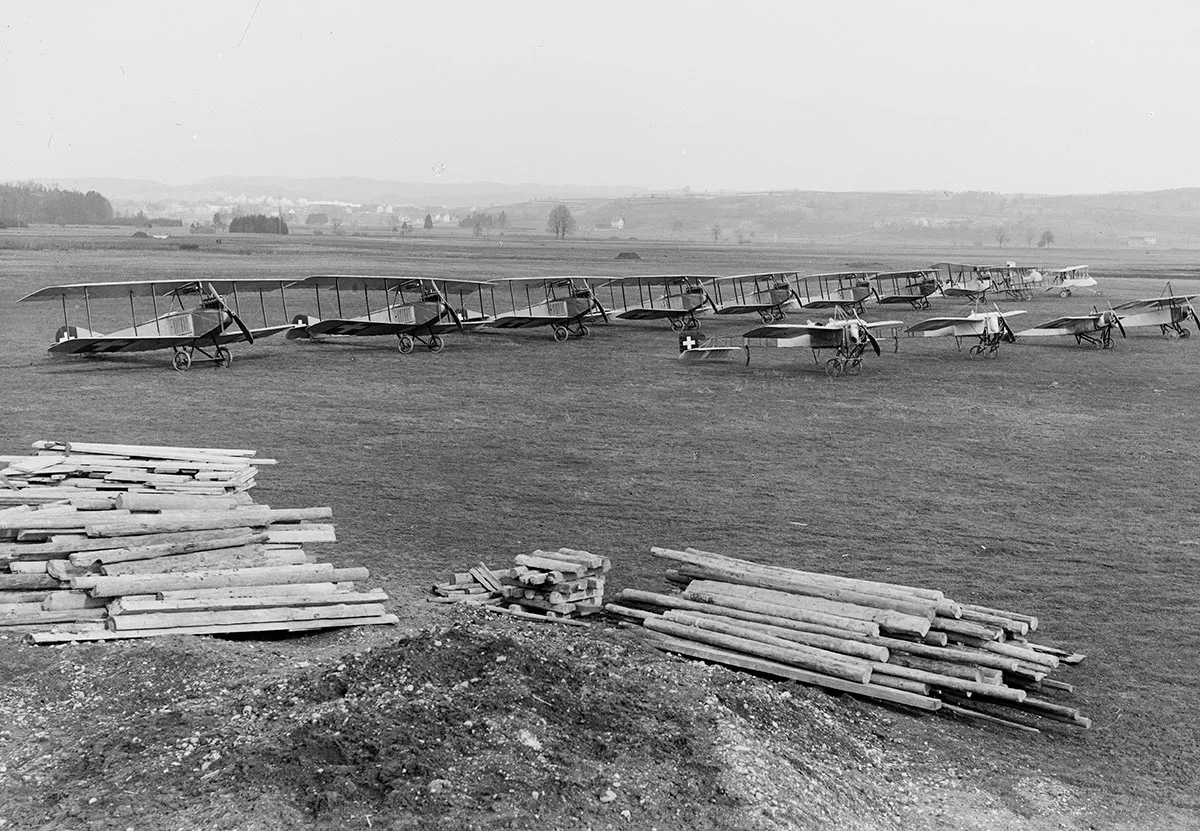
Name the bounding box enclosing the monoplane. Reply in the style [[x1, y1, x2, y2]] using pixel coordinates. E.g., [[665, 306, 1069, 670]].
[[906, 305, 1026, 358], [708, 272, 801, 322], [594, 274, 718, 331], [1110, 285, 1199, 338], [1041, 265, 1098, 298], [742, 312, 903, 377], [869, 269, 941, 310], [286, 275, 492, 353], [486, 276, 608, 341], [1016, 307, 1125, 349], [18, 279, 294, 370]]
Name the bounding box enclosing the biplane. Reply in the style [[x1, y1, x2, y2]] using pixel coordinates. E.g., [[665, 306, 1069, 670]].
[[709, 272, 800, 322], [931, 262, 998, 302], [485, 276, 607, 341], [785, 271, 876, 314], [983, 264, 1044, 301], [18, 279, 294, 370], [906, 305, 1026, 358], [594, 274, 718, 331], [286, 275, 493, 353], [869, 269, 942, 310], [1016, 307, 1125, 349], [1111, 285, 1199, 338], [742, 312, 903, 377], [1042, 265, 1097, 297]]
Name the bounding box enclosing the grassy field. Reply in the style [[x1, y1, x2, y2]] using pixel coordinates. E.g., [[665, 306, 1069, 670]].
[[1, 229, 1198, 824]]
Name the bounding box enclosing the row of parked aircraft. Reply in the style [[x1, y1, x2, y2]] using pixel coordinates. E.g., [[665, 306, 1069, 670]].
[[17, 264, 1197, 373]]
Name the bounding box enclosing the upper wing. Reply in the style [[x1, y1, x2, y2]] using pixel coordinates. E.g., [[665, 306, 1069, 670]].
[[599, 274, 719, 287], [20, 278, 296, 302], [742, 323, 827, 339], [905, 316, 968, 333], [1113, 295, 1197, 311]]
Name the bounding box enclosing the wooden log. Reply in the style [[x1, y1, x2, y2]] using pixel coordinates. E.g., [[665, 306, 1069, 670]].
[[869, 675, 931, 696], [657, 546, 945, 601], [469, 565, 504, 594], [869, 663, 1027, 703], [0, 590, 55, 604], [940, 702, 1041, 733], [72, 532, 271, 567], [0, 602, 45, 617], [484, 605, 592, 627], [644, 617, 870, 683], [869, 635, 1022, 673], [887, 653, 987, 683], [671, 563, 939, 620], [514, 553, 589, 577], [31, 440, 271, 465], [932, 616, 1003, 641], [101, 547, 302, 575], [958, 607, 1030, 637], [640, 629, 940, 711], [0, 573, 59, 590], [663, 610, 889, 663], [614, 588, 880, 637], [26, 613, 398, 644], [7, 527, 256, 560], [114, 492, 250, 512], [77, 563, 339, 596], [685, 581, 930, 637], [953, 636, 1061, 669], [0, 607, 107, 626], [110, 589, 389, 615], [266, 524, 337, 544], [83, 507, 331, 538], [6, 560, 49, 574], [42, 592, 107, 611], [46, 559, 89, 581], [552, 547, 612, 571], [108, 602, 387, 631], [157, 582, 345, 600], [603, 602, 659, 621], [959, 602, 1038, 632]]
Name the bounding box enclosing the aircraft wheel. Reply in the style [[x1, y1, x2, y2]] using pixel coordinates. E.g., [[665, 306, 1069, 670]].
[[845, 359, 862, 376], [1180, 328, 1192, 339], [215, 347, 233, 368], [825, 358, 844, 378], [397, 335, 415, 354], [669, 317, 684, 332], [775, 310, 787, 321], [553, 326, 570, 342], [684, 317, 699, 331], [172, 351, 192, 372], [759, 311, 772, 323], [968, 345, 984, 359], [1059, 289, 1071, 298], [577, 324, 590, 339], [428, 335, 445, 353]]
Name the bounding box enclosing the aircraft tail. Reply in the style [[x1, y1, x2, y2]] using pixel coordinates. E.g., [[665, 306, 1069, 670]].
[[286, 314, 319, 339], [55, 324, 102, 342]]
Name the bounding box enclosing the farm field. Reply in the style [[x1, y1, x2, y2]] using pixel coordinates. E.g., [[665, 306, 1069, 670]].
[[0, 229, 1198, 830]]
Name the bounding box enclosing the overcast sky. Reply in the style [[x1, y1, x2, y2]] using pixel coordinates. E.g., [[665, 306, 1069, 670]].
[[5, 1, 1200, 194]]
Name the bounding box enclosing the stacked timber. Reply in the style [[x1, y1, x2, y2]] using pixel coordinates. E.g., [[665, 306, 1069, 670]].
[[0, 441, 395, 643], [607, 546, 1088, 733], [0, 440, 265, 504], [430, 549, 608, 625]]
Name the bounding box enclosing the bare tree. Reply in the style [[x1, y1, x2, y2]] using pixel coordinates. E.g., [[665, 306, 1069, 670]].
[[995, 227, 1009, 247], [710, 222, 722, 242], [1038, 230, 1055, 248], [546, 204, 576, 239]]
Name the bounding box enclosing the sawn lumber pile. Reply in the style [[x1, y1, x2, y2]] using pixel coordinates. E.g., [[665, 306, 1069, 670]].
[[607, 546, 1088, 733], [0, 441, 396, 643], [431, 548, 608, 624]]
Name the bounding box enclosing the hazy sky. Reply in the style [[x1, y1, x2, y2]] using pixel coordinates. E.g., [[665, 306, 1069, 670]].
[[6, 1, 1200, 194]]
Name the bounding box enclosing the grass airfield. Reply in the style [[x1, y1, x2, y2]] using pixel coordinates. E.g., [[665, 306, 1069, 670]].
[[1, 229, 1198, 821]]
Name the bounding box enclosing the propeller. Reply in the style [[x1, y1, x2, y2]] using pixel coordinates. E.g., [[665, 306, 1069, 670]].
[[212, 294, 254, 343], [1105, 304, 1126, 338], [705, 291, 719, 315], [440, 301, 464, 333], [993, 304, 1017, 343], [864, 328, 881, 356], [1188, 300, 1200, 333], [590, 292, 610, 323]]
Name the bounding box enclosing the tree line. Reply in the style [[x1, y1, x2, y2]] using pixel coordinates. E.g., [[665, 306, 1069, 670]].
[[0, 182, 113, 226]]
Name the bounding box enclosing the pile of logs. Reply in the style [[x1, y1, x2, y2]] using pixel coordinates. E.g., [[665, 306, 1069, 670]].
[[431, 548, 608, 624], [607, 546, 1088, 733], [0, 441, 396, 643]]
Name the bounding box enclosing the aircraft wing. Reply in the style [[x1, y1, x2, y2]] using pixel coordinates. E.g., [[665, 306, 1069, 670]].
[[1113, 295, 1198, 311], [1016, 315, 1100, 337], [742, 323, 829, 339], [296, 275, 493, 294], [905, 316, 971, 334], [48, 335, 200, 355], [862, 319, 905, 329], [20, 278, 297, 302], [599, 274, 720, 287], [213, 323, 293, 344]]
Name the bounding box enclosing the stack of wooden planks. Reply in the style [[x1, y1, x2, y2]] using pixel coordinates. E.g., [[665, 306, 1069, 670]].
[[0, 440, 264, 504], [430, 548, 609, 625], [606, 546, 1088, 733], [0, 440, 396, 643]]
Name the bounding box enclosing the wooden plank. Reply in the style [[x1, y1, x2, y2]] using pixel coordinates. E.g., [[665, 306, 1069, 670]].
[[0, 573, 59, 590], [108, 602, 388, 630], [26, 614, 398, 644], [110, 590, 389, 615], [266, 524, 336, 544], [663, 610, 889, 663], [156, 582, 345, 600], [101, 547, 304, 576], [77, 563, 338, 596], [514, 553, 589, 577], [6, 527, 256, 559], [71, 532, 270, 567], [0, 607, 107, 627], [114, 492, 249, 512], [469, 564, 504, 594]]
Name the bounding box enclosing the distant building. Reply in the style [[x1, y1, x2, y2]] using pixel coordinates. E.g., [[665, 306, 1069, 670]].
[[1127, 232, 1158, 246], [610, 216, 625, 230]]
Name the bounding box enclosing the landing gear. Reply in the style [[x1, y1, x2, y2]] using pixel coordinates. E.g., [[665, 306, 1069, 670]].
[[428, 335, 444, 353], [397, 335, 415, 354], [397, 333, 447, 353], [825, 358, 844, 377], [172, 349, 192, 372], [669, 317, 685, 332], [215, 347, 232, 368], [553, 325, 570, 342], [1059, 289, 1072, 298]]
